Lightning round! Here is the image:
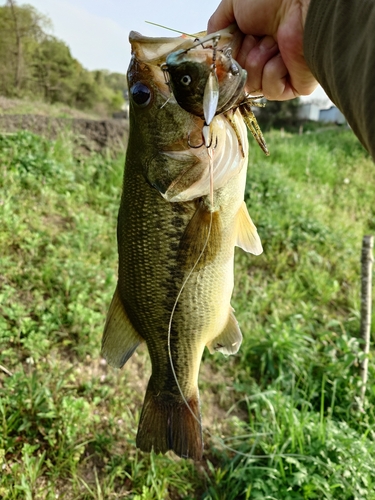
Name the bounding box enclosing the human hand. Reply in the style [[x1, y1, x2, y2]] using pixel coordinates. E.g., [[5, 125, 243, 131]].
[[207, 0, 318, 100]]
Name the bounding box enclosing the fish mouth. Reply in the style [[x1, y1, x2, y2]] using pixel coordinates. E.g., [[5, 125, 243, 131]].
[[129, 31, 195, 65], [129, 24, 244, 65], [129, 25, 246, 112]]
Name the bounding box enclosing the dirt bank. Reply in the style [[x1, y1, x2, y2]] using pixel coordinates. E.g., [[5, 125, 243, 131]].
[[0, 114, 129, 153]]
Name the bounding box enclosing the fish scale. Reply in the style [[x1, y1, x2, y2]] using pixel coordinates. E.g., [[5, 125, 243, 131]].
[[101, 25, 264, 460]]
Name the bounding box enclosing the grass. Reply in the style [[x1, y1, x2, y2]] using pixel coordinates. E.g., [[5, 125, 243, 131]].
[[0, 125, 375, 499]]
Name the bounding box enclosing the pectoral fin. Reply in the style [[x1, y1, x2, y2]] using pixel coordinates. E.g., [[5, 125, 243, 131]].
[[206, 309, 242, 355], [146, 150, 200, 200], [101, 286, 144, 368], [236, 202, 263, 255], [178, 200, 222, 271]]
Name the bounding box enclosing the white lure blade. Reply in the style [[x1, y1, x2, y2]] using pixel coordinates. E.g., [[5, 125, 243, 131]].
[[203, 71, 219, 125]]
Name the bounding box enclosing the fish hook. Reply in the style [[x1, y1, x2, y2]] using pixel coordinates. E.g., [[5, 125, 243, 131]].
[[187, 129, 218, 149], [211, 135, 218, 149], [187, 131, 204, 149], [160, 62, 170, 85], [202, 124, 218, 149], [159, 62, 174, 109]]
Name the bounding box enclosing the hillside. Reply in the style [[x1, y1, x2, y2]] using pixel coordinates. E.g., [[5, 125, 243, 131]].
[[0, 1, 127, 117], [0, 95, 104, 120]]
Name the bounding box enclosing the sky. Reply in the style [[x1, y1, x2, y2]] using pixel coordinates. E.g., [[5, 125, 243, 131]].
[[1, 0, 330, 104]]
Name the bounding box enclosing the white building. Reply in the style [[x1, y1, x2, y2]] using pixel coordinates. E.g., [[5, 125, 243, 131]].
[[298, 103, 320, 121], [319, 106, 346, 124]]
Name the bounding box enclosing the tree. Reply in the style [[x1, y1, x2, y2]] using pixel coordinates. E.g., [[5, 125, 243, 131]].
[[91, 70, 126, 112], [0, 1, 50, 96], [0, 0, 126, 114], [32, 36, 77, 103], [257, 98, 301, 131]]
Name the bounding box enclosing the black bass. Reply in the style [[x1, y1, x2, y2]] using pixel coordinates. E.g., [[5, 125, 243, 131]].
[[101, 26, 263, 461]]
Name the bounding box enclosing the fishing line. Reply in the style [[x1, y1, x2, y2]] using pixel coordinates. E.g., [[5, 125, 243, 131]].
[[145, 21, 195, 38], [160, 95, 172, 109], [167, 147, 214, 424], [163, 46, 299, 461], [166, 147, 313, 463], [164, 141, 258, 458], [165, 147, 269, 461]]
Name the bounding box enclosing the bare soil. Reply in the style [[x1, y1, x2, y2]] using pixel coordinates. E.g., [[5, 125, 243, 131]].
[[0, 113, 129, 153]]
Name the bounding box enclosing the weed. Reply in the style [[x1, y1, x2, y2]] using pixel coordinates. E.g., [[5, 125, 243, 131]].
[[1, 128, 374, 498]]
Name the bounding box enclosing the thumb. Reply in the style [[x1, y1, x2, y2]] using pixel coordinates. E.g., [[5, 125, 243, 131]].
[[207, 0, 236, 33]]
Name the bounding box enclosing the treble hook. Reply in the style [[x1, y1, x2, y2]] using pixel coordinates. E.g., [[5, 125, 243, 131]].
[[183, 33, 221, 53], [187, 128, 218, 149], [187, 131, 204, 149], [160, 62, 172, 90], [211, 135, 218, 149]]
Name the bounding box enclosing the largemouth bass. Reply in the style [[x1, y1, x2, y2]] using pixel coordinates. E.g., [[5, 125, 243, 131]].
[[101, 25, 263, 461]]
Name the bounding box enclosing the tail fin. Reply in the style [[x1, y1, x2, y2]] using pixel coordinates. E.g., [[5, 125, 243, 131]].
[[136, 382, 203, 460]]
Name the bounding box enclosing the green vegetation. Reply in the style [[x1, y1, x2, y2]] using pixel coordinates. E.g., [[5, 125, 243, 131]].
[[0, 95, 107, 119], [1, 127, 375, 499], [0, 0, 126, 116], [257, 98, 301, 131]]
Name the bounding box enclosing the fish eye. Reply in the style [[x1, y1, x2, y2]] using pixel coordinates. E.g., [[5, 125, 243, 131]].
[[131, 82, 151, 107], [180, 75, 192, 86]]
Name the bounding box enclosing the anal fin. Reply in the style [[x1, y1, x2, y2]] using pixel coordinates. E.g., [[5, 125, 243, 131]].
[[206, 309, 242, 355], [236, 201, 263, 255], [101, 285, 144, 368]]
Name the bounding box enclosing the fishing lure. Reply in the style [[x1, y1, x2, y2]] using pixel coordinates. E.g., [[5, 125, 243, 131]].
[[162, 32, 270, 155]]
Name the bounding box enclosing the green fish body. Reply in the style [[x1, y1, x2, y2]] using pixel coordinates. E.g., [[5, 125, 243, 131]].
[[101, 27, 262, 460]]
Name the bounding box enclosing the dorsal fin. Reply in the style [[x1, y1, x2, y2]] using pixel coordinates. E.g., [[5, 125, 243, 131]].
[[236, 202, 263, 255], [101, 286, 144, 368], [206, 309, 242, 355]]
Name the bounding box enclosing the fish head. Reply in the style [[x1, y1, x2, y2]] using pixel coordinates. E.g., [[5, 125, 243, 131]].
[[128, 32, 203, 139], [164, 49, 213, 118], [164, 25, 247, 120], [126, 28, 248, 203], [127, 31, 209, 194]]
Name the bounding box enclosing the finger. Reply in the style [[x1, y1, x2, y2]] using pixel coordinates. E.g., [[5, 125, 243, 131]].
[[236, 34, 259, 69], [282, 53, 319, 96], [260, 53, 318, 100], [209, 0, 281, 35], [242, 36, 279, 94], [261, 53, 296, 100], [207, 0, 235, 33]]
